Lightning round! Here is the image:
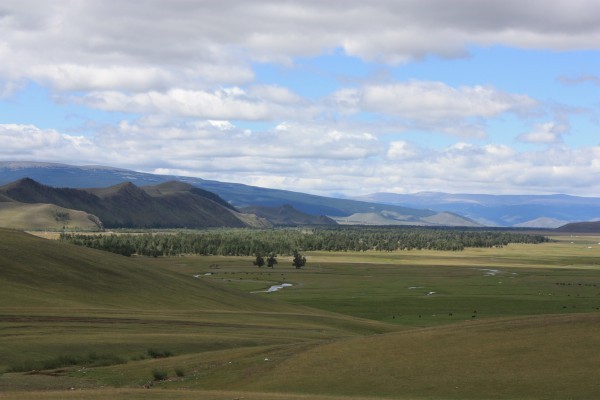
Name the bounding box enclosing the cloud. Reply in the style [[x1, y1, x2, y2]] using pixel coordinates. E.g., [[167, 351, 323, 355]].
[[2, 122, 599, 196], [75, 86, 312, 120], [1, 0, 600, 92], [330, 81, 537, 138], [518, 121, 569, 144]]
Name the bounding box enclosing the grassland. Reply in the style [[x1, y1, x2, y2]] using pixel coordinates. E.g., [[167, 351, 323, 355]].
[[1, 228, 600, 399]]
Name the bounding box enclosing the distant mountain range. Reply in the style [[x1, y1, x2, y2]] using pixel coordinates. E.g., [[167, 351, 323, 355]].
[[0, 162, 478, 227], [1, 161, 598, 228], [354, 192, 600, 228]]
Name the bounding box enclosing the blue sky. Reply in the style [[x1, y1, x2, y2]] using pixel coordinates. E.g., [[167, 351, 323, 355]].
[[1, 1, 599, 196]]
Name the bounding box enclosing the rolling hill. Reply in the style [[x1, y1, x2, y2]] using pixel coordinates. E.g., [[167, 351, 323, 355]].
[[0, 162, 478, 226]]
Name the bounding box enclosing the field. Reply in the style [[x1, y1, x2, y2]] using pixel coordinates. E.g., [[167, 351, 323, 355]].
[[1, 229, 600, 399]]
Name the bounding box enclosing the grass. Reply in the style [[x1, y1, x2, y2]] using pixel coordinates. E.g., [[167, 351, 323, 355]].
[[1, 228, 600, 399]]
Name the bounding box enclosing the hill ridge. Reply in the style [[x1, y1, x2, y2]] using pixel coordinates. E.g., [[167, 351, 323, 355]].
[[0, 178, 248, 229]]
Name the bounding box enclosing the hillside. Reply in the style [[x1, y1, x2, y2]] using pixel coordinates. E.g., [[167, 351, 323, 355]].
[[0, 202, 101, 231], [241, 204, 337, 226], [0, 162, 478, 226], [248, 313, 600, 399], [0, 178, 248, 229], [555, 220, 600, 233], [0, 228, 280, 310]]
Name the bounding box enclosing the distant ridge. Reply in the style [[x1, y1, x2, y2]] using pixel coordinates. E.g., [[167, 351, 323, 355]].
[[555, 221, 600, 233], [0, 161, 479, 227], [356, 191, 600, 227]]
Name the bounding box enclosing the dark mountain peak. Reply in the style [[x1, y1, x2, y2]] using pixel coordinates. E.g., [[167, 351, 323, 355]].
[[1, 177, 43, 190], [0, 177, 59, 203], [87, 181, 148, 201]]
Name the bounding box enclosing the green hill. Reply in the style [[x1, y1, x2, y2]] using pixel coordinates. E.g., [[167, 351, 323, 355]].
[[0, 202, 101, 231], [248, 313, 600, 399], [0, 229, 393, 393]]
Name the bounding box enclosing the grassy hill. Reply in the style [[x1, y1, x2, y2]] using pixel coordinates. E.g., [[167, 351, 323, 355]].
[[0, 202, 101, 231], [0, 229, 394, 395]]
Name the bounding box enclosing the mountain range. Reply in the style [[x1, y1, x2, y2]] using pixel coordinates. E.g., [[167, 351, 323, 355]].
[[0, 161, 598, 228], [0, 162, 478, 227], [354, 192, 600, 228]]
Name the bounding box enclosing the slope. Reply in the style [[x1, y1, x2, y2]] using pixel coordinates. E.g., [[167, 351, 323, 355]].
[[555, 220, 600, 233], [244, 313, 600, 399], [0, 178, 247, 228], [241, 204, 338, 226], [0, 202, 101, 231], [0, 229, 395, 383]]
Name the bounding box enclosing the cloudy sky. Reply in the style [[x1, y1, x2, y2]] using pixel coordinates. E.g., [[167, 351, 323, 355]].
[[1, 1, 599, 196]]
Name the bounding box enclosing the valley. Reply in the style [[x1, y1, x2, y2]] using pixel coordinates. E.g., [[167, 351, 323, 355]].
[[1, 228, 600, 399]]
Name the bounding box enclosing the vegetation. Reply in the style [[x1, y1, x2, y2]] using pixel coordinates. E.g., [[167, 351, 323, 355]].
[[292, 250, 306, 268], [2, 228, 600, 400], [151, 369, 169, 381], [60, 227, 549, 257]]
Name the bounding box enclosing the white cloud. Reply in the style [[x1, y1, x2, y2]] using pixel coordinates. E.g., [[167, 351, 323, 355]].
[[76, 87, 311, 120], [359, 82, 537, 119], [518, 121, 569, 144]]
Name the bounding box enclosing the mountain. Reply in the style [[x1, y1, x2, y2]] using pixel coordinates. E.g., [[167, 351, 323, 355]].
[[355, 192, 600, 227], [555, 221, 600, 233], [0, 162, 478, 226], [0, 178, 250, 229], [241, 204, 337, 226]]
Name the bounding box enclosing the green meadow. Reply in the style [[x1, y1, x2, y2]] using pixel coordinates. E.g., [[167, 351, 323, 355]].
[[1, 228, 600, 399]]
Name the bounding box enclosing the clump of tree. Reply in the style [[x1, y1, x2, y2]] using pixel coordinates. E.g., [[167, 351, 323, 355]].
[[60, 227, 549, 258], [253, 253, 265, 267], [292, 250, 306, 269], [267, 253, 278, 268]]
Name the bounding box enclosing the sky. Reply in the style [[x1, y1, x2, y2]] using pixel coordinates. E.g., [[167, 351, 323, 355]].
[[1, 0, 599, 197]]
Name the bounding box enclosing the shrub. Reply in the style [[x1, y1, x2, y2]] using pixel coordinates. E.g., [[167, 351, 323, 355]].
[[6, 352, 126, 373], [152, 369, 168, 381], [175, 368, 185, 377], [147, 349, 173, 359]]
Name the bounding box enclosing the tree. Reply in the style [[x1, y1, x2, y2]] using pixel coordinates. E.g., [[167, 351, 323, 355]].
[[253, 253, 265, 268], [267, 253, 278, 268], [292, 250, 306, 269]]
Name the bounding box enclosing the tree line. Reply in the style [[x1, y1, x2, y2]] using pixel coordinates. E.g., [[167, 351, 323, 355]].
[[59, 227, 549, 257]]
